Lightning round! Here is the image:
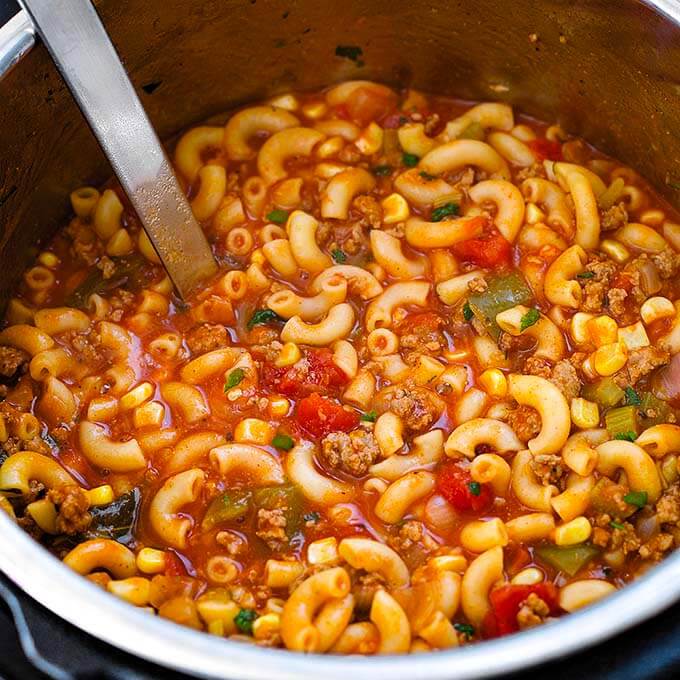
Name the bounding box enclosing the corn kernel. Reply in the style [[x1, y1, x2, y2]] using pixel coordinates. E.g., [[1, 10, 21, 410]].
[[87, 395, 119, 422], [587, 315, 618, 347], [107, 577, 151, 606], [250, 248, 266, 266], [301, 100, 328, 119], [208, 619, 225, 636], [316, 135, 345, 159], [268, 396, 291, 418], [307, 537, 339, 565], [275, 342, 301, 368], [381, 193, 410, 224], [234, 418, 275, 445], [570, 398, 600, 429], [26, 499, 57, 534], [37, 252, 60, 269], [86, 484, 114, 506], [136, 547, 166, 574], [429, 554, 468, 573], [617, 321, 650, 350], [411, 355, 446, 386], [196, 596, 240, 633], [592, 341, 628, 376], [511, 567, 544, 585], [253, 613, 281, 641], [640, 296, 675, 325], [554, 516, 592, 546], [133, 400, 165, 429], [120, 381, 154, 410], [600, 238, 630, 264], [570, 312, 595, 345], [525, 203, 546, 224], [355, 122, 384, 155], [478, 368, 508, 398], [267, 93, 299, 111]]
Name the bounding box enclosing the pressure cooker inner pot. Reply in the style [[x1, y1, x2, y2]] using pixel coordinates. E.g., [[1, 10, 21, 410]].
[[1, 0, 680, 676]]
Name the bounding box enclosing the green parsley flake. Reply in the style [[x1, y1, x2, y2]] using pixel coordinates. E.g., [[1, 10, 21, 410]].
[[402, 152, 419, 167], [624, 386, 641, 406], [614, 431, 637, 442], [266, 209, 288, 224], [462, 302, 474, 321], [520, 308, 541, 331], [247, 309, 283, 330], [610, 521, 625, 530], [234, 608, 257, 634], [454, 623, 475, 638], [272, 433, 295, 451], [624, 491, 647, 508], [224, 368, 245, 391], [372, 165, 392, 177], [331, 249, 347, 263], [430, 202, 459, 222], [576, 271, 595, 279], [468, 481, 481, 496], [360, 410, 377, 422]]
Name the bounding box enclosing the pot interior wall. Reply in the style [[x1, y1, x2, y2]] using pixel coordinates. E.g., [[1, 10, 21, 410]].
[[1, 0, 679, 305]]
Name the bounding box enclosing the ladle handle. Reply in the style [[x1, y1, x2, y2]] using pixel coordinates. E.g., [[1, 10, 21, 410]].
[[18, 0, 217, 299]]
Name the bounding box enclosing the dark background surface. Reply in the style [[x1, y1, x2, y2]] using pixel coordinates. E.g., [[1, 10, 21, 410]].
[[1, 0, 680, 678]]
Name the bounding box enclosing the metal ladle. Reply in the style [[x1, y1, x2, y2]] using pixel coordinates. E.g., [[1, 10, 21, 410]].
[[19, 0, 218, 299]]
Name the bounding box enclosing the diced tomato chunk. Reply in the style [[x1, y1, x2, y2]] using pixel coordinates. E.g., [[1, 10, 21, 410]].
[[344, 86, 398, 126], [436, 462, 494, 513], [394, 312, 443, 335], [295, 392, 360, 437], [452, 231, 512, 268], [163, 551, 186, 577], [483, 583, 561, 638], [262, 349, 349, 398], [528, 138, 563, 162]]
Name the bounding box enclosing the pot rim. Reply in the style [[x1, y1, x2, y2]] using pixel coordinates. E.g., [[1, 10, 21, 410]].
[[1, 507, 680, 679], [1, 0, 680, 677]]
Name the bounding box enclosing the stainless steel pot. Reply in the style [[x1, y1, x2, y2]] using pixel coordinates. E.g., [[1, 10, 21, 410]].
[[1, 1, 680, 677]]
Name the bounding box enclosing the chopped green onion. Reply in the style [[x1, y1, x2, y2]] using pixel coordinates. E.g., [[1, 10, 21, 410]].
[[234, 608, 258, 634], [581, 378, 625, 409], [303, 511, 321, 523], [576, 271, 595, 279], [247, 309, 283, 330], [331, 248, 347, 263], [224, 368, 245, 391], [468, 481, 481, 496], [430, 202, 460, 222], [272, 433, 295, 451], [614, 431, 637, 442], [520, 308, 541, 331], [610, 521, 625, 530], [402, 152, 419, 167], [462, 302, 474, 321], [454, 623, 475, 637], [266, 209, 288, 224], [372, 165, 392, 176], [623, 491, 647, 508], [360, 410, 377, 422], [419, 170, 437, 181], [624, 386, 641, 406]]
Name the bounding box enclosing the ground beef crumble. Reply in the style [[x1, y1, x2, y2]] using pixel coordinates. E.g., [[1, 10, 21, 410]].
[[506, 405, 541, 442], [581, 258, 618, 313], [612, 346, 669, 387], [186, 323, 229, 355], [256, 508, 288, 551], [600, 203, 628, 231], [530, 454, 564, 486], [320, 429, 379, 476], [0, 346, 29, 381], [517, 593, 550, 630], [549, 359, 581, 400], [607, 287, 628, 321], [47, 485, 92, 535], [383, 387, 443, 433], [352, 195, 383, 229]]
